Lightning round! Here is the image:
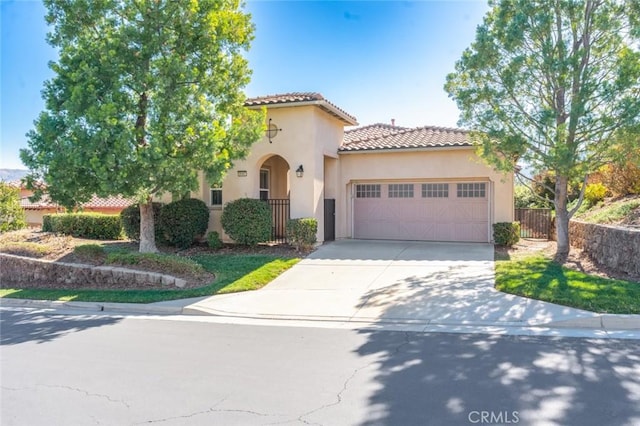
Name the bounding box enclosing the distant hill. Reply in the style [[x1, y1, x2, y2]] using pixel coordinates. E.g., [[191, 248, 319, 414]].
[[0, 169, 28, 183]]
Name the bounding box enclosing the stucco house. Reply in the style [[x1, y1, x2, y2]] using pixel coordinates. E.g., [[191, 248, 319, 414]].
[[191, 92, 514, 244]]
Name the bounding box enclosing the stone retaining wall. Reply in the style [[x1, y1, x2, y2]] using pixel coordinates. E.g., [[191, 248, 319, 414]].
[[0, 253, 186, 288], [568, 220, 640, 277]]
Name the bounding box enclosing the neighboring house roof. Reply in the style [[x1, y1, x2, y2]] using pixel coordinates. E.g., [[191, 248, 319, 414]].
[[20, 194, 133, 210], [245, 92, 358, 126], [339, 125, 473, 152]]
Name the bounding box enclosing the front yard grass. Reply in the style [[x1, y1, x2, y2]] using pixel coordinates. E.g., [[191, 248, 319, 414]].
[[495, 255, 640, 314], [0, 254, 299, 304]]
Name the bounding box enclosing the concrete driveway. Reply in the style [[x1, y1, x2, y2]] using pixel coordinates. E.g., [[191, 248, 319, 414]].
[[186, 239, 600, 329]]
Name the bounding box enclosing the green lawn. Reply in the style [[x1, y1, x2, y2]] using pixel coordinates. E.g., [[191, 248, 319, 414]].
[[495, 255, 640, 314], [0, 254, 299, 304]]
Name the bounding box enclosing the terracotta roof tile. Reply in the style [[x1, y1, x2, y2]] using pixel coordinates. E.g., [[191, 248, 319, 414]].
[[344, 123, 409, 143], [20, 194, 133, 210], [340, 125, 472, 152], [245, 92, 357, 125]]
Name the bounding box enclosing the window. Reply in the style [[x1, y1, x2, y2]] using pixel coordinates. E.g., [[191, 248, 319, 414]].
[[457, 183, 486, 198], [422, 183, 449, 198], [210, 188, 222, 206], [259, 169, 269, 201], [355, 184, 381, 198], [388, 183, 414, 198]]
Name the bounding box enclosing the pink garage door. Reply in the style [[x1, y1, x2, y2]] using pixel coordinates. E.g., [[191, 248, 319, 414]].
[[353, 182, 489, 242]]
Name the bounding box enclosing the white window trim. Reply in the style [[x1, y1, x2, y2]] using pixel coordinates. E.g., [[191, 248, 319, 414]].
[[260, 168, 270, 200]]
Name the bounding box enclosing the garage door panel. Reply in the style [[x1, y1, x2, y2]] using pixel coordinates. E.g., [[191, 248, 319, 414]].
[[354, 182, 488, 242]]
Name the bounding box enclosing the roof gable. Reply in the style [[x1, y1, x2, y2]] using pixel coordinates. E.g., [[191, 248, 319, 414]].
[[245, 92, 358, 126]]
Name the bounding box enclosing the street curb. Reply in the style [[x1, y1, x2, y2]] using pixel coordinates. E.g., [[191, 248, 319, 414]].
[[3, 298, 639, 335], [0, 298, 183, 315]]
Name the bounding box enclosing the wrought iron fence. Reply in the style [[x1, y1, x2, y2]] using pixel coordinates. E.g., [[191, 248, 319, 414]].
[[266, 199, 290, 243]]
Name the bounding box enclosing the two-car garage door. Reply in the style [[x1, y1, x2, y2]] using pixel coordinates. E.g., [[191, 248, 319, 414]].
[[353, 182, 489, 242]]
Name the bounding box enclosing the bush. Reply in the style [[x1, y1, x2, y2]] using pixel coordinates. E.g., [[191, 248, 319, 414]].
[[221, 198, 272, 246], [584, 182, 608, 206], [286, 218, 317, 251], [206, 231, 223, 250], [158, 198, 210, 249], [120, 202, 164, 241], [493, 222, 520, 247], [73, 243, 105, 259], [0, 182, 26, 232], [42, 213, 123, 239], [596, 163, 640, 196]]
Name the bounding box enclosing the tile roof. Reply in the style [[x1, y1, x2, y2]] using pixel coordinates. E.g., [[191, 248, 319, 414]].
[[339, 125, 473, 152], [20, 194, 133, 210], [245, 92, 358, 125], [344, 123, 409, 143]]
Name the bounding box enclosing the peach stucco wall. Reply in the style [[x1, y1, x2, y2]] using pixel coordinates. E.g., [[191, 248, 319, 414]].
[[197, 105, 347, 242], [335, 148, 514, 239]]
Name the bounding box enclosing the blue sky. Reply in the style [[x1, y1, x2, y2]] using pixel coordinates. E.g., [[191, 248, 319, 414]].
[[0, 0, 489, 169]]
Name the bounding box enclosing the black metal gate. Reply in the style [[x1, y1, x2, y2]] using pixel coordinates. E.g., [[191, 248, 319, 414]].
[[267, 199, 290, 243], [324, 198, 335, 241], [515, 208, 552, 239]]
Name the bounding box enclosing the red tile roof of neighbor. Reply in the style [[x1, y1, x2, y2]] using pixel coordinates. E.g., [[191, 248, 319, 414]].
[[340, 125, 473, 152], [20, 194, 133, 210], [245, 92, 358, 125]]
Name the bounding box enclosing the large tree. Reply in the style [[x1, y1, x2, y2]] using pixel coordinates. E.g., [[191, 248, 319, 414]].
[[445, 0, 640, 257], [21, 0, 264, 252]]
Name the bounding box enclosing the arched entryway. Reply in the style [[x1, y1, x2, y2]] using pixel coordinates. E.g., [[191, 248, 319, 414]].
[[258, 155, 290, 241]]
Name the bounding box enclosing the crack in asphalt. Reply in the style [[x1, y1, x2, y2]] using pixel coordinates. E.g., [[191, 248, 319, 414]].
[[292, 331, 414, 426], [2, 384, 130, 409], [136, 408, 278, 424], [135, 397, 280, 425]]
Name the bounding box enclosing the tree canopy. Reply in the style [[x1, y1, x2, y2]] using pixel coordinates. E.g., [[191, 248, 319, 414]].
[[445, 0, 640, 256], [21, 0, 264, 252]]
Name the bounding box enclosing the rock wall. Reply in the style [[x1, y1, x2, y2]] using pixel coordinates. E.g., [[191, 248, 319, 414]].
[[568, 220, 640, 277], [0, 253, 186, 288]]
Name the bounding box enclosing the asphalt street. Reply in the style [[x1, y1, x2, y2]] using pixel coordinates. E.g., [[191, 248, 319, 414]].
[[1, 307, 639, 426]]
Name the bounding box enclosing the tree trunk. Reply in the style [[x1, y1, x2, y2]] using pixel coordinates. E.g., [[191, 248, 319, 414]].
[[554, 174, 570, 260], [139, 199, 158, 253]]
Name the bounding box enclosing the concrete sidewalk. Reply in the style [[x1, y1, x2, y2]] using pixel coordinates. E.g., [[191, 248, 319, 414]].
[[2, 240, 639, 338]]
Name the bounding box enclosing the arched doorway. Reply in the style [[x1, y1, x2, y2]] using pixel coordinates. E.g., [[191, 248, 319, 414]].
[[259, 155, 290, 241]]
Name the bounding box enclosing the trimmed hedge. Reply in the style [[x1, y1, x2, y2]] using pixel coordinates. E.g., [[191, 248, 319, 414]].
[[221, 198, 272, 246], [286, 218, 317, 251], [493, 222, 520, 247], [120, 202, 164, 241], [158, 198, 210, 249], [42, 213, 124, 240]]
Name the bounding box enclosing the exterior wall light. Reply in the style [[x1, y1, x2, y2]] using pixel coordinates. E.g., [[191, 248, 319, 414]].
[[296, 165, 304, 178]]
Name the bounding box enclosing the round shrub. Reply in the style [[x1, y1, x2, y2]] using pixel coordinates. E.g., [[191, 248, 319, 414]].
[[120, 202, 164, 241], [493, 222, 520, 246], [221, 198, 272, 246], [158, 198, 210, 249], [286, 218, 317, 251], [584, 183, 608, 206]]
